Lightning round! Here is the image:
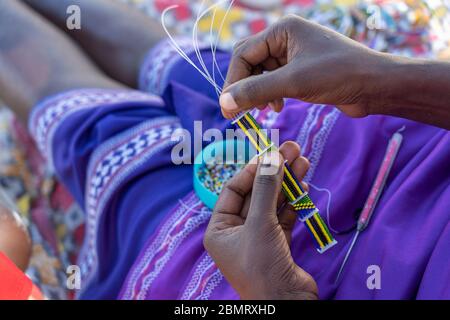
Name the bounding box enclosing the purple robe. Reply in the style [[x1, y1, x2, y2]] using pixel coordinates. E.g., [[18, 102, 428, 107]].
[[29, 38, 449, 300]]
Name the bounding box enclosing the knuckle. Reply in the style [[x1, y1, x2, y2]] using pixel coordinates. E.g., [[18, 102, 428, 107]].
[[232, 38, 246, 52], [232, 44, 242, 56], [227, 181, 245, 198], [255, 173, 278, 188], [278, 14, 306, 34], [222, 179, 234, 191], [280, 14, 299, 26], [232, 37, 252, 57]]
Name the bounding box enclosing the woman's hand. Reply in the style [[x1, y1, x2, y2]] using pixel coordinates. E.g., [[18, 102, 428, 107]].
[[220, 14, 450, 130], [203, 142, 318, 300], [219, 14, 388, 119]]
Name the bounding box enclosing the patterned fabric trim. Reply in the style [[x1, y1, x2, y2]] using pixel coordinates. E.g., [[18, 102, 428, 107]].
[[296, 105, 326, 150], [120, 192, 212, 300], [296, 105, 340, 182], [180, 253, 224, 300], [304, 109, 340, 181], [78, 116, 182, 296], [139, 37, 209, 96], [29, 89, 163, 170], [251, 108, 279, 130]]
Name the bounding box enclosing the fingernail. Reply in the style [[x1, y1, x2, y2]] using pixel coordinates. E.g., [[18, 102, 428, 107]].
[[220, 92, 239, 111], [261, 152, 281, 175]]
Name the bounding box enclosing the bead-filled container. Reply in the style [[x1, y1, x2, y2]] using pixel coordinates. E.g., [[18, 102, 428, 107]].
[[193, 139, 251, 209]]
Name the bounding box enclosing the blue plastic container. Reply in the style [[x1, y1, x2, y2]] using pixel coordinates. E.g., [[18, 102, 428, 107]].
[[193, 139, 251, 210]]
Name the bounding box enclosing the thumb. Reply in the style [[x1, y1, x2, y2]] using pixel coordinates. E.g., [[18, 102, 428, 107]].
[[220, 67, 291, 115], [245, 151, 284, 230]]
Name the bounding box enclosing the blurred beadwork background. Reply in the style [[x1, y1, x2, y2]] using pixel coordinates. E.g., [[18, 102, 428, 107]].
[[0, 0, 448, 299]]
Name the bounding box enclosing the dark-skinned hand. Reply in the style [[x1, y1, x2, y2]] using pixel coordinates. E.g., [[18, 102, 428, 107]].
[[220, 14, 450, 130], [219, 14, 388, 119], [204, 141, 318, 300]]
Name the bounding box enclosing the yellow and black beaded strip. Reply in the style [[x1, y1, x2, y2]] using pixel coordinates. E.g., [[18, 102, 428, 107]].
[[233, 112, 337, 253], [233, 112, 273, 154]]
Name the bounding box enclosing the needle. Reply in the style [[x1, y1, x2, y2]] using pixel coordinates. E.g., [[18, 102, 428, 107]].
[[335, 230, 359, 284]]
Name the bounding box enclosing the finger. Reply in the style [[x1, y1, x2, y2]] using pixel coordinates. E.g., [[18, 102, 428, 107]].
[[221, 25, 291, 117], [290, 156, 310, 183], [245, 151, 285, 230], [278, 203, 297, 242], [213, 156, 258, 216], [240, 141, 300, 220], [224, 31, 272, 91], [224, 25, 289, 91], [231, 35, 252, 50], [337, 104, 369, 118], [221, 109, 239, 119], [262, 58, 282, 72], [237, 57, 282, 98], [302, 181, 309, 192], [268, 99, 285, 112], [220, 66, 293, 117], [240, 192, 252, 220], [279, 141, 301, 163]]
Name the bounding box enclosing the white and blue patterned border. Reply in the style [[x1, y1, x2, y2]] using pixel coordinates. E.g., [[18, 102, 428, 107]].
[[296, 104, 326, 150], [296, 106, 340, 182], [194, 268, 223, 300], [120, 193, 201, 299], [29, 89, 163, 170], [180, 254, 224, 300], [304, 109, 340, 181], [120, 192, 212, 300], [139, 37, 209, 96], [78, 116, 182, 296]]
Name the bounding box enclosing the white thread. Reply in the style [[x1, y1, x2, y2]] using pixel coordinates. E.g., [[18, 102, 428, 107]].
[[317, 239, 338, 254], [256, 142, 275, 157], [193, 0, 234, 98], [161, 2, 252, 123], [211, 0, 235, 86], [396, 125, 406, 133], [162, 1, 236, 99], [192, 0, 225, 97], [308, 182, 340, 234], [161, 6, 223, 94], [210, 4, 220, 96], [178, 198, 211, 215]]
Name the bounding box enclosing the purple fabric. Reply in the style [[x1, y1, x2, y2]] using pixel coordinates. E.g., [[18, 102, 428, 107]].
[[29, 38, 450, 300]]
